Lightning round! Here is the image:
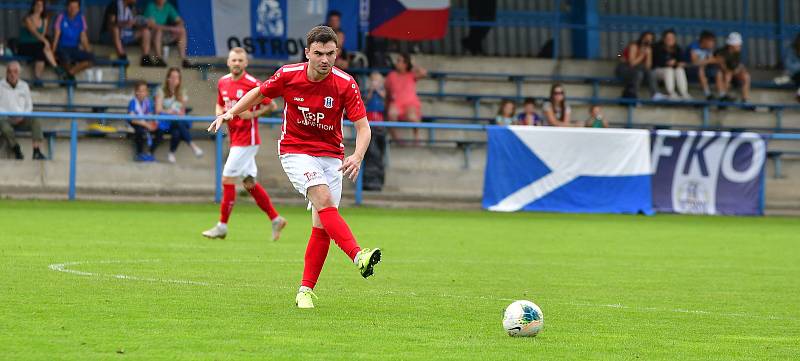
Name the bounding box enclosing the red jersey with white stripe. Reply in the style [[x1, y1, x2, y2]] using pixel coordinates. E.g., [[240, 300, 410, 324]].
[[259, 63, 367, 159], [217, 72, 273, 147]]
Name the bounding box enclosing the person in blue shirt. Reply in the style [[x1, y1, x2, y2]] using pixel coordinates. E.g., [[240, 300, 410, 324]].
[[784, 34, 800, 102], [685, 30, 723, 100], [128, 81, 162, 162], [52, 0, 95, 80], [363, 71, 386, 191], [516, 97, 543, 126]]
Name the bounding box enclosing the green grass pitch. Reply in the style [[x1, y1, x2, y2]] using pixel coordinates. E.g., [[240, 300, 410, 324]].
[[1, 199, 798, 360]]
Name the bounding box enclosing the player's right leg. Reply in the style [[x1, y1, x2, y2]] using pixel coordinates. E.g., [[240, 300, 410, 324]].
[[202, 146, 250, 239], [202, 176, 236, 239]]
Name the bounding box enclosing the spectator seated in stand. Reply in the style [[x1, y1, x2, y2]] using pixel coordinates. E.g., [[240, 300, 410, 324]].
[[155, 67, 202, 163], [715, 32, 751, 105], [543, 83, 573, 127], [616, 31, 662, 100], [653, 29, 692, 100], [18, 0, 64, 87], [385, 53, 427, 144], [52, 0, 95, 81], [777, 33, 800, 102], [0, 61, 45, 160], [686, 30, 724, 101], [516, 97, 543, 126], [128, 80, 162, 162], [585, 104, 609, 128], [145, 0, 190, 68], [493, 99, 516, 126], [363, 71, 386, 191], [102, 0, 154, 66]]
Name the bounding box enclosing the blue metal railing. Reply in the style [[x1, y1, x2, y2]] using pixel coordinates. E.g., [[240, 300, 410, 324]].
[[444, 0, 799, 64], [2, 111, 800, 205]]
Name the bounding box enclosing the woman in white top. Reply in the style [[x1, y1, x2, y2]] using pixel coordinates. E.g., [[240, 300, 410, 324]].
[[542, 83, 573, 127], [155, 67, 203, 163]]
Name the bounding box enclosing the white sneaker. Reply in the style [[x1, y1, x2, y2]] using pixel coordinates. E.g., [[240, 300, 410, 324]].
[[652, 92, 668, 101], [774, 75, 791, 85], [668, 93, 680, 101], [192, 146, 204, 158], [202, 223, 227, 239], [681, 94, 693, 101], [167, 152, 176, 163], [295, 287, 317, 309], [271, 216, 287, 241]]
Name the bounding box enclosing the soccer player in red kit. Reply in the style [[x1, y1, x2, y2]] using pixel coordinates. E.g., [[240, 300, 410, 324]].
[[202, 47, 287, 241], [208, 26, 381, 309]]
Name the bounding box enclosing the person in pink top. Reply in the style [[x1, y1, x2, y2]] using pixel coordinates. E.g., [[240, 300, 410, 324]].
[[385, 53, 427, 144]]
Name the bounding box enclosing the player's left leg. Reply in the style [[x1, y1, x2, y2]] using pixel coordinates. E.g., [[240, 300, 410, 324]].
[[309, 157, 382, 278], [243, 176, 286, 241]]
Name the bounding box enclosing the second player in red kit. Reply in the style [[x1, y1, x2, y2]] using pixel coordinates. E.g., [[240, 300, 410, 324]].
[[209, 26, 381, 309], [202, 47, 287, 241]]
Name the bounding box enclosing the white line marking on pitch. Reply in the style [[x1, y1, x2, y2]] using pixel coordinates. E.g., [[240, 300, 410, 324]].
[[48, 259, 795, 321]]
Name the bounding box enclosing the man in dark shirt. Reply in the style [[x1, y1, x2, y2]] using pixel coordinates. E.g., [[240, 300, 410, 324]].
[[715, 32, 751, 103]]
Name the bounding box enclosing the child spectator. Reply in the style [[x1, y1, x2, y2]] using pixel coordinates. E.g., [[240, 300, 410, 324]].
[[715, 32, 751, 104], [516, 97, 543, 126], [363, 71, 386, 191], [52, 0, 95, 81], [155, 67, 202, 163], [653, 29, 691, 100], [543, 84, 573, 127], [494, 99, 516, 126], [128, 81, 161, 162], [687, 30, 723, 100], [585, 105, 609, 128]]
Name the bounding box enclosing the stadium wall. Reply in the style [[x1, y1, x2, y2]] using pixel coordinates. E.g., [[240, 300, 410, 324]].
[[1, 127, 799, 213]]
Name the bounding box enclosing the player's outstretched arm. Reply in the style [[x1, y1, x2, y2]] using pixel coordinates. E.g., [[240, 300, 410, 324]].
[[208, 87, 265, 133], [340, 117, 371, 182]]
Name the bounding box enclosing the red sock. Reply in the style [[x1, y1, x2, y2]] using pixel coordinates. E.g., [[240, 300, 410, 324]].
[[317, 207, 361, 260], [219, 184, 236, 223], [301, 227, 331, 289], [247, 183, 279, 220]]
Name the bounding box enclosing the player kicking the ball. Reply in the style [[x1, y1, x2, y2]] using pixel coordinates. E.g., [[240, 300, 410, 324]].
[[202, 47, 287, 241], [208, 26, 381, 309]]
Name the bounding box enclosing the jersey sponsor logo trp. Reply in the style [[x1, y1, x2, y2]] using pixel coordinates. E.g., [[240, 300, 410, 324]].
[[297, 106, 333, 131]]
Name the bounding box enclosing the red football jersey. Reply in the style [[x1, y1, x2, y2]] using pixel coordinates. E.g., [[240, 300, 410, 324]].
[[259, 62, 367, 159], [217, 72, 273, 147]]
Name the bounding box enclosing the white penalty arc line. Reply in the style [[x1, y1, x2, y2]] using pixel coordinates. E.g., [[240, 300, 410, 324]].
[[48, 259, 796, 322]]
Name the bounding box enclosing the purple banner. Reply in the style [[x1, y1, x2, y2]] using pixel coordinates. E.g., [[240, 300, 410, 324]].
[[650, 130, 767, 215]]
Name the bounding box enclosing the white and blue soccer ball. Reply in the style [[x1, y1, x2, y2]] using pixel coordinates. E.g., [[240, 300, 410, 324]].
[[502, 300, 544, 337]]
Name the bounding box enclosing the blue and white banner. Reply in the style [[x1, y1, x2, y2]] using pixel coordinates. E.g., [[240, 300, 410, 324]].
[[651, 130, 766, 215], [483, 127, 653, 214], [179, 0, 359, 59]]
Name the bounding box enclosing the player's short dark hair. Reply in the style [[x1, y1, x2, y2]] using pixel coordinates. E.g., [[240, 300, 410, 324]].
[[133, 80, 147, 90], [700, 30, 715, 41], [523, 97, 536, 105], [66, 0, 79, 5], [306, 26, 338, 47], [327, 10, 342, 19]]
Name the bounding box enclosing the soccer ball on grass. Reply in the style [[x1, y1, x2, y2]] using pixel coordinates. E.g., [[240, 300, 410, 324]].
[[502, 300, 544, 337]]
